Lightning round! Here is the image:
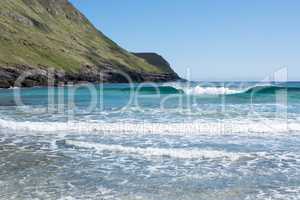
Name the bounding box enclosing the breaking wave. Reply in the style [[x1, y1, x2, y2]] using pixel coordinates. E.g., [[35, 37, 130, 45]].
[[1, 118, 300, 136], [65, 140, 245, 160], [119, 83, 300, 96]]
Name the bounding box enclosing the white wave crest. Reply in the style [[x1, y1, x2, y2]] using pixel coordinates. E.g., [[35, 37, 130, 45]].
[[163, 83, 243, 95], [66, 140, 244, 160], [184, 86, 243, 95], [1, 118, 300, 136]]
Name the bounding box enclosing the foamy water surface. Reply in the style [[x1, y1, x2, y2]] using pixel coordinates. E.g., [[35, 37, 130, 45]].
[[0, 82, 300, 199]]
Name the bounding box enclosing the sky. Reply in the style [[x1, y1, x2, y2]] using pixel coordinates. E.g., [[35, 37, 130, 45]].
[[70, 0, 300, 81]]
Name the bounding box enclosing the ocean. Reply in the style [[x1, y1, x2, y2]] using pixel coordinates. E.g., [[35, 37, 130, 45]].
[[0, 81, 300, 200]]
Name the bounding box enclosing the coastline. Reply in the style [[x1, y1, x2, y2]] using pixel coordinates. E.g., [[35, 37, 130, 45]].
[[0, 64, 181, 88]]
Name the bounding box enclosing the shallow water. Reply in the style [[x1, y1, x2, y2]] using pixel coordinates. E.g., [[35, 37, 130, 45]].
[[0, 82, 300, 199]]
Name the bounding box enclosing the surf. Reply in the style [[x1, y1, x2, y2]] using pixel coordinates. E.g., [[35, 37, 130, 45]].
[[122, 83, 300, 96], [1, 118, 299, 136], [64, 140, 246, 160]]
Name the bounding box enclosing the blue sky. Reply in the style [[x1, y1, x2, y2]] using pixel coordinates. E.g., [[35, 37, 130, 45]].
[[70, 0, 300, 81]]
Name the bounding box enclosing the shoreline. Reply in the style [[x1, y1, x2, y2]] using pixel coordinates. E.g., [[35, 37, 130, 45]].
[[0, 65, 181, 89]]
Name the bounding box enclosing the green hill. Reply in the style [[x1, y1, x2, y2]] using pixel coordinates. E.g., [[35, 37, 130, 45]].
[[133, 53, 176, 74], [0, 0, 179, 87]]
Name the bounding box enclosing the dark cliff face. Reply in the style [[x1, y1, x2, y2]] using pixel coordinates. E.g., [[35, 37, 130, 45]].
[[0, 0, 180, 88], [133, 53, 178, 76]]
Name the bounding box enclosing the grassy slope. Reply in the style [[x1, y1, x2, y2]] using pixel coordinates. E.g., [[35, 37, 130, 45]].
[[0, 0, 172, 74]]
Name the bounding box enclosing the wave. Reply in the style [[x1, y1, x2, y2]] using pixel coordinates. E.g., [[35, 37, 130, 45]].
[[174, 85, 243, 95], [65, 140, 245, 160], [131, 83, 300, 96], [116, 85, 242, 95], [4, 83, 299, 96], [1, 118, 300, 136], [243, 85, 300, 94], [121, 86, 182, 94]]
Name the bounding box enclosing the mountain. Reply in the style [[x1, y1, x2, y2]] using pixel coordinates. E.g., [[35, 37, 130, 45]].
[[0, 0, 180, 88], [133, 53, 176, 75]]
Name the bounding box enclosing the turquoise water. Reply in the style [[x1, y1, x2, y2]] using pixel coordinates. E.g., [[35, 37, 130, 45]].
[[1, 82, 300, 199]]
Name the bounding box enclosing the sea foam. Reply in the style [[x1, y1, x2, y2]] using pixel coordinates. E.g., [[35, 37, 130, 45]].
[[0, 118, 299, 136], [65, 140, 245, 160]]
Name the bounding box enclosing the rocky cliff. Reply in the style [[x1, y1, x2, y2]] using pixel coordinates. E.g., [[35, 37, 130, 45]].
[[0, 0, 180, 88]]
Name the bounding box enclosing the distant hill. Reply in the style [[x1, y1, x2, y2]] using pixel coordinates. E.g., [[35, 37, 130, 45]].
[[0, 0, 180, 88], [133, 53, 177, 75]]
